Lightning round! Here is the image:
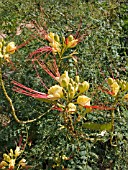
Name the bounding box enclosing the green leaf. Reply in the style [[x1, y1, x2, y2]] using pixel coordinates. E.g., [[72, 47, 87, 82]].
[[83, 122, 112, 131]]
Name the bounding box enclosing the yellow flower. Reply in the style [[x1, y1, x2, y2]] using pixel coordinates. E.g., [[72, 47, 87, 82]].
[[47, 32, 55, 42], [15, 146, 21, 158], [67, 103, 76, 113], [0, 161, 8, 167], [3, 154, 11, 162], [66, 35, 78, 48], [48, 85, 63, 100], [3, 54, 10, 62], [59, 71, 70, 87], [46, 32, 60, 43], [46, 32, 61, 54], [50, 41, 61, 53], [78, 81, 89, 93], [19, 158, 26, 167], [110, 82, 120, 96], [6, 42, 16, 54], [9, 159, 15, 169], [68, 84, 76, 99], [68, 39, 78, 48], [77, 95, 91, 106], [9, 149, 13, 158]]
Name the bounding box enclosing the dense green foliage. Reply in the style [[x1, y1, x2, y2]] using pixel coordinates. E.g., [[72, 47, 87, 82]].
[[0, 0, 128, 169]]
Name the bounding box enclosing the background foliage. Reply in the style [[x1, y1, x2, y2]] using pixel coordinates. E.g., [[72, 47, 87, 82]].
[[0, 0, 128, 169]]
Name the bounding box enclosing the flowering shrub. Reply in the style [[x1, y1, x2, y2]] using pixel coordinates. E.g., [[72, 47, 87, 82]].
[[0, 28, 128, 168], [0, 32, 123, 138], [0, 1, 127, 169]]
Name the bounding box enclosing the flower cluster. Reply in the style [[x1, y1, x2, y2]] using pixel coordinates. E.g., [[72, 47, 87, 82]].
[[45, 32, 61, 54], [56, 71, 90, 113], [45, 32, 78, 54], [0, 146, 27, 170], [65, 35, 78, 48], [107, 77, 128, 99], [12, 70, 90, 114], [0, 38, 16, 62]]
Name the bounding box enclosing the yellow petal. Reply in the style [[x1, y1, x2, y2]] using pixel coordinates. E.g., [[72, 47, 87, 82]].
[[77, 95, 91, 106]]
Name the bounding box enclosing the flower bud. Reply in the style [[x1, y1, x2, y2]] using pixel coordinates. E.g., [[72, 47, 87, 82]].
[[66, 35, 78, 48], [50, 41, 61, 54], [68, 83, 72, 91], [75, 76, 79, 83], [67, 103, 76, 113], [77, 95, 91, 106], [4, 54, 10, 62], [70, 78, 75, 85], [107, 77, 114, 85], [78, 81, 89, 93], [45, 35, 53, 43], [19, 158, 26, 167], [59, 71, 70, 87], [54, 34, 60, 42], [45, 32, 55, 43], [49, 32, 55, 39], [68, 35, 74, 41], [9, 149, 13, 158], [110, 82, 120, 96], [68, 39, 78, 48], [74, 82, 79, 92], [62, 36, 65, 44], [15, 146, 21, 158], [6, 42, 16, 54], [3, 154, 11, 162], [69, 86, 75, 99], [48, 85, 63, 100]]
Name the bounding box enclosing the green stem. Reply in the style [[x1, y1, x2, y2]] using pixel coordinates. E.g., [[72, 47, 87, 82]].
[[110, 96, 118, 146], [58, 45, 67, 67]]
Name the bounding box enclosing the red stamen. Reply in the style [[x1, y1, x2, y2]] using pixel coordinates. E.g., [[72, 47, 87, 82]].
[[84, 105, 115, 110], [36, 60, 60, 80], [29, 46, 52, 58], [12, 81, 48, 99], [98, 86, 115, 96]]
